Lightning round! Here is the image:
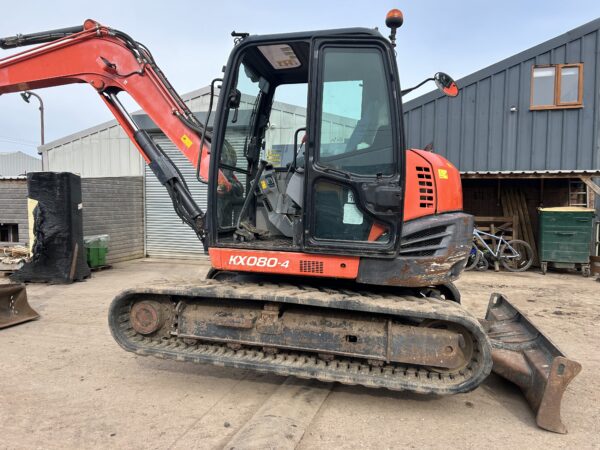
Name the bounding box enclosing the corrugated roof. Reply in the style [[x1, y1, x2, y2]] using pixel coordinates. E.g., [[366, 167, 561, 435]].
[[0, 175, 27, 180], [39, 86, 215, 152], [461, 169, 600, 178]]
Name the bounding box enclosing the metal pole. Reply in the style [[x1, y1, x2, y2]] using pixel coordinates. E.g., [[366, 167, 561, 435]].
[[106, 92, 139, 132]]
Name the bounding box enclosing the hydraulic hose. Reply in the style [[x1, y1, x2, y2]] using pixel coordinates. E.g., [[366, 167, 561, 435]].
[[0, 25, 84, 49]]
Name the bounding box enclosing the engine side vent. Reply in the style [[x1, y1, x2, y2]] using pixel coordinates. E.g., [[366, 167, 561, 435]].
[[416, 166, 435, 209], [300, 260, 324, 274], [400, 224, 451, 257]]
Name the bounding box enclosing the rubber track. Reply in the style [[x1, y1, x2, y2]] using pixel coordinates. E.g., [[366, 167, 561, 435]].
[[109, 280, 493, 395]]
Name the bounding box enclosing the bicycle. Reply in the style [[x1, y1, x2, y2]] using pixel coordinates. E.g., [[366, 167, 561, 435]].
[[464, 227, 534, 272]]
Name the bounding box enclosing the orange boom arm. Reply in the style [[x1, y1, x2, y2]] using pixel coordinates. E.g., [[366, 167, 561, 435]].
[[0, 20, 228, 241]]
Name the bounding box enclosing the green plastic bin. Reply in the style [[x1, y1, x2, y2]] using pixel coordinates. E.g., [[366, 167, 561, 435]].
[[538, 207, 595, 276], [84, 234, 109, 268]]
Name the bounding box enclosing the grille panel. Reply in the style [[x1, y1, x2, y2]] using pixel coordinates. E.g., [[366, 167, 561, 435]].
[[402, 225, 447, 241], [300, 260, 324, 274], [406, 237, 443, 248], [400, 224, 450, 257], [404, 249, 436, 257], [416, 166, 435, 209]]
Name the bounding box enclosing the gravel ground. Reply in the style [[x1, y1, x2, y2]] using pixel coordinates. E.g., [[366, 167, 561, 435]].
[[1, 259, 598, 449]]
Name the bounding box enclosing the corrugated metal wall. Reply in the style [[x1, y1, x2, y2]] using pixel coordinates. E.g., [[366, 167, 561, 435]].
[[265, 105, 355, 159], [265, 103, 307, 154], [45, 123, 144, 177], [42, 87, 216, 177], [41, 87, 352, 177], [81, 177, 144, 264], [0, 152, 41, 176], [0, 178, 28, 243], [403, 19, 600, 172]]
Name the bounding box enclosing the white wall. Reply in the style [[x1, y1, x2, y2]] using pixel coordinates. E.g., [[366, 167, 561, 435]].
[[45, 124, 144, 177], [41, 87, 214, 178]]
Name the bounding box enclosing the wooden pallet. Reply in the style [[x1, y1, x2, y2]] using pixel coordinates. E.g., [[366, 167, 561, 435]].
[[500, 188, 539, 266], [474, 216, 518, 240], [0, 263, 22, 277]]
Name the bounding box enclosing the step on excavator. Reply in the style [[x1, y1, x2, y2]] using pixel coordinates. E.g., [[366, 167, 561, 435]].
[[0, 9, 581, 433]]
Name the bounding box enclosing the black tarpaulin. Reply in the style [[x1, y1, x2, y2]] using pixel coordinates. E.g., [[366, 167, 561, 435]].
[[11, 172, 91, 283]]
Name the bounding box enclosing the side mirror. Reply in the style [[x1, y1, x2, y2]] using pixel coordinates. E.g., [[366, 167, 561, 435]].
[[228, 88, 241, 123], [434, 72, 459, 97], [228, 88, 241, 109]]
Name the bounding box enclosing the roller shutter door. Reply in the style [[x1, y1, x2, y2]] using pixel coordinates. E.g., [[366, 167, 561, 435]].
[[144, 133, 247, 259]]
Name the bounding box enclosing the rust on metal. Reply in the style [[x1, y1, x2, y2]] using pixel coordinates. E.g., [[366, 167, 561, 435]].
[[130, 300, 165, 335], [419, 319, 474, 372], [256, 303, 282, 335], [108, 279, 493, 399], [174, 300, 471, 369], [380, 241, 471, 288], [358, 212, 473, 288], [0, 283, 39, 329], [484, 293, 582, 434]]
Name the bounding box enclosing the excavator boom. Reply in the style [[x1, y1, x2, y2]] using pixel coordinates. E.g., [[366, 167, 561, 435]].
[[0, 20, 210, 239]]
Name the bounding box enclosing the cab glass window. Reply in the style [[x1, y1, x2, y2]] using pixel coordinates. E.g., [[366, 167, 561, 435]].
[[317, 47, 394, 176], [263, 83, 308, 168]]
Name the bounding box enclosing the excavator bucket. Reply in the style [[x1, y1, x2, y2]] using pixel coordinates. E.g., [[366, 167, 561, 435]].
[[0, 283, 39, 329], [484, 293, 581, 434]]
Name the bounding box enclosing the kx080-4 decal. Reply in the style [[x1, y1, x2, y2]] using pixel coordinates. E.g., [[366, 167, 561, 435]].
[[228, 255, 290, 268]]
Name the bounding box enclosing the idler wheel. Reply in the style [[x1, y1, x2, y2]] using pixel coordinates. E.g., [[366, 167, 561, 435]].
[[130, 300, 165, 335]]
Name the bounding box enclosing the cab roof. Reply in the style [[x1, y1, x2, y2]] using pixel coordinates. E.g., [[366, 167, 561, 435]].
[[239, 27, 384, 45]]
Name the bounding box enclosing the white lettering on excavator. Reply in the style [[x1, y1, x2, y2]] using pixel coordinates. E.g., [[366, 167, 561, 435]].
[[228, 255, 289, 269]]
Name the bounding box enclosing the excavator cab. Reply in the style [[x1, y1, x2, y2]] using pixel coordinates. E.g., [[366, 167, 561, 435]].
[[209, 30, 403, 257]]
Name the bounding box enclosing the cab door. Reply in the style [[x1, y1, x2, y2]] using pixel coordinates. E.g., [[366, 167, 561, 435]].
[[304, 38, 404, 256]]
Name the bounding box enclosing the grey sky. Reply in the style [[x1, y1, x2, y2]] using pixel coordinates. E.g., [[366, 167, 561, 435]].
[[1, 0, 600, 156]]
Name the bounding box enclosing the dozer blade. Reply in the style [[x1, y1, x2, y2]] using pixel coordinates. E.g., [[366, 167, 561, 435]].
[[484, 293, 581, 434], [0, 283, 39, 329]]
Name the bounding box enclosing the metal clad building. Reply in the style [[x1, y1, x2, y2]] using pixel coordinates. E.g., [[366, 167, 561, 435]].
[[0, 151, 41, 176], [38, 87, 216, 260], [403, 18, 600, 227], [403, 18, 600, 173], [40, 86, 217, 177], [26, 21, 600, 263], [44, 123, 143, 177]]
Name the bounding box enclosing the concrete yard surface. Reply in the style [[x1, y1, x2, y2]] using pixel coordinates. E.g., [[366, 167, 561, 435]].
[[1, 259, 599, 449]]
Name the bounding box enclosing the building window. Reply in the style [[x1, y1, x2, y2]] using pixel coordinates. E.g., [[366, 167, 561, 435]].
[[568, 180, 588, 208], [530, 64, 583, 110], [0, 223, 19, 243]]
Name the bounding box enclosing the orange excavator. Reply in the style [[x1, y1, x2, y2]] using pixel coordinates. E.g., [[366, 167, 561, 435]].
[[0, 10, 581, 433]]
